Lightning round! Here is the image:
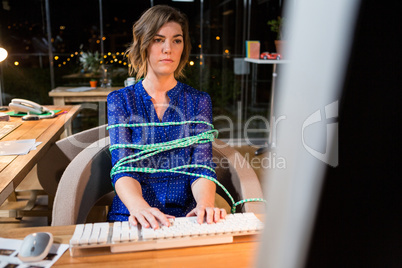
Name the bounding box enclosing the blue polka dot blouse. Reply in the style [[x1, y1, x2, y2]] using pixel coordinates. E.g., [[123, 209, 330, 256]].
[[107, 80, 217, 221]]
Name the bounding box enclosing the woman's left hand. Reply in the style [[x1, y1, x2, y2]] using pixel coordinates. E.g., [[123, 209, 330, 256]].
[[186, 205, 227, 224]]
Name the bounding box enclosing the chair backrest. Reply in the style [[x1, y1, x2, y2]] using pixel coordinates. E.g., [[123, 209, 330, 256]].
[[51, 137, 265, 226], [37, 124, 109, 197]]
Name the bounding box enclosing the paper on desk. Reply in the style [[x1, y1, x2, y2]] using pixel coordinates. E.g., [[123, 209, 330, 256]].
[[66, 86, 95, 92], [0, 139, 41, 156], [0, 237, 69, 268], [31, 141, 43, 150]]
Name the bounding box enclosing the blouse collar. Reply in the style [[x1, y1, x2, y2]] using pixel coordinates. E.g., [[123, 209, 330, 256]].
[[137, 80, 183, 103]]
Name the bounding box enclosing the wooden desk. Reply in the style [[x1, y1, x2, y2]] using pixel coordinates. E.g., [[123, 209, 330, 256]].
[[0, 224, 261, 267], [49, 87, 120, 105], [0, 105, 80, 205]]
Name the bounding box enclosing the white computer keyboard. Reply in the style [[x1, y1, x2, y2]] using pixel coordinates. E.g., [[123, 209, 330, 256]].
[[69, 212, 263, 257]]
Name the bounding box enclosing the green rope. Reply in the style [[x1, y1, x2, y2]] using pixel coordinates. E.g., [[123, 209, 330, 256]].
[[108, 121, 265, 213], [233, 198, 267, 209], [107, 120, 215, 130]]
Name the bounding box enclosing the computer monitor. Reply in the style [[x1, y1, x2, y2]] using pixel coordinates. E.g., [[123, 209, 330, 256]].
[[257, 0, 401, 266], [256, 0, 362, 267]]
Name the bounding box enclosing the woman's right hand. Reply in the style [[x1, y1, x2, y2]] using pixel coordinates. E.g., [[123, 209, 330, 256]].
[[114, 177, 173, 229], [129, 207, 174, 229]]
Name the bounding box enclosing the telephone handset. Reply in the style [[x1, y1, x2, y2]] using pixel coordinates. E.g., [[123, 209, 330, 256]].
[[9, 99, 46, 114], [8, 99, 55, 120]]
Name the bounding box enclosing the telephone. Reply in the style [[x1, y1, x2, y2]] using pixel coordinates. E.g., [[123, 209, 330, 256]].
[[8, 99, 55, 120]]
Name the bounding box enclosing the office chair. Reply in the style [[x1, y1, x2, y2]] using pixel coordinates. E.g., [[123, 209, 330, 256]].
[[51, 137, 265, 226], [37, 124, 109, 198]]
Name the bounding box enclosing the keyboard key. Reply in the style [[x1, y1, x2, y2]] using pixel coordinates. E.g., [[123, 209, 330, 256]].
[[130, 226, 139, 241], [80, 223, 93, 245], [120, 221, 130, 242], [70, 224, 84, 245], [98, 223, 110, 244], [112, 222, 121, 243], [89, 224, 101, 244], [142, 226, 159, 240]]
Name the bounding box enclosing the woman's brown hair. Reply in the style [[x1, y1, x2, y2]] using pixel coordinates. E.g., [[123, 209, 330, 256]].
[[126, 5, 191, 80]]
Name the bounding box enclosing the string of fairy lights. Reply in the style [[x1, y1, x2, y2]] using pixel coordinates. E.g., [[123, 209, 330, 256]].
[[49, 52, 209, 69], [54, 51, 128, 68], [9, 52, 206, 68], [8, 54, 230, 68], [7, 37, 231, 68]]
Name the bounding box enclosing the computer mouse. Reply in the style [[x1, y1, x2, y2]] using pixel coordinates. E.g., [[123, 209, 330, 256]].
[[18, 232, 53, 262]]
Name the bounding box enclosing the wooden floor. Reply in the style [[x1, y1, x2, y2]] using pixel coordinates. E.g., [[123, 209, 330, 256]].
[[0, 144, 268, 232]]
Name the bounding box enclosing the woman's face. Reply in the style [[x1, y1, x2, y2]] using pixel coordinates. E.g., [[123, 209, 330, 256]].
[[147, 22, 184, 78]]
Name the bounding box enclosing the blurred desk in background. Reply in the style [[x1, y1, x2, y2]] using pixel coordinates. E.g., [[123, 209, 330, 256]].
[[49, 87, 120, 133], [49, 87, 120, 105]]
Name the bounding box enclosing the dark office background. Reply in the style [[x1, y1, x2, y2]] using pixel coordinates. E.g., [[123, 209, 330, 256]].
[[0, 0, 285, 139]]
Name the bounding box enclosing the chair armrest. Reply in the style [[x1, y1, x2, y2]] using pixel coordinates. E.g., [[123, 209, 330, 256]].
[[213, 139, 265, 214]]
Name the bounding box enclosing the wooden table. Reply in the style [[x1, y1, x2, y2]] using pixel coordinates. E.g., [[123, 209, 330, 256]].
[[0, 105, 80, 205], [49, 87, 120, 105], [0, 224, 261, 267]]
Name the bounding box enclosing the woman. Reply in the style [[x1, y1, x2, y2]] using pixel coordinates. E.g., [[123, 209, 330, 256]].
[[107, 5, 226, 229]]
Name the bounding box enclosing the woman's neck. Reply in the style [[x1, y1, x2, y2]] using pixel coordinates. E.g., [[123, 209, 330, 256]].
[[143, 74, 177, 99]]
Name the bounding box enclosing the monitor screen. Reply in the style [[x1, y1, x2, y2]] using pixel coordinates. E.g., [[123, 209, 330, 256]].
[[256, 0, 361, 267]]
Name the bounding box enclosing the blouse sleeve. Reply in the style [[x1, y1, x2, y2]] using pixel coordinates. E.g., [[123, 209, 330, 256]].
[[189, 93, 217, 185], [107, 90, 141, 186]]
